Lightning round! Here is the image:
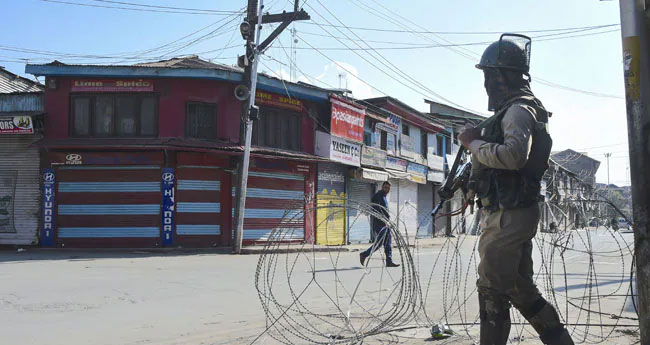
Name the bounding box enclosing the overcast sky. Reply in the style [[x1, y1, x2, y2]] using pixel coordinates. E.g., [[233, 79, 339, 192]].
[[1, 0, 629, 185]]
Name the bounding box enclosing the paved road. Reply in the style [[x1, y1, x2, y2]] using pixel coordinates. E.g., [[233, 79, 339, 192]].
[[0, 229, 639, 345]]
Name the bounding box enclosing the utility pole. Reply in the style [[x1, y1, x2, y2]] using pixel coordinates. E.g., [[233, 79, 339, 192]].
[[290, 26, 297, 82], [618, 1, 650, 342], [445, 130, 455, 237], [605, 152, 612, 187], [232, 0, 310, 254], [605, 152, 612, 217]]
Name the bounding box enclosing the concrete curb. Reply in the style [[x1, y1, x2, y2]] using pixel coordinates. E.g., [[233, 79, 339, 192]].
[[0, 238, 448, 256], [240, 246, 353, 255]]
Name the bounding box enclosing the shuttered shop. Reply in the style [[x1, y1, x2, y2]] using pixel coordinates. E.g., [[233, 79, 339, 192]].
[[174, 153, 228, 247], [417, 182, 434, 238], [175, 168, 223, 247], [347, 179, 373, 244], [234, 170, 307, 244], [316, 162, 346, 246], [52, 152, 163, 247], [397, 179, 418, 241], [0, 135, 41, 245]]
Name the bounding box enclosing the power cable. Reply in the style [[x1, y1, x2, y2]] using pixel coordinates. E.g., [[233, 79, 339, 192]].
[[265, 27, 619, 51], [358, 0, 625, 100], [297, 26, 619, 47], [83, 0, 242, 13], [298, 22, 620, 35], [40, 0, 243, 15], [305, 0, 486, 115]]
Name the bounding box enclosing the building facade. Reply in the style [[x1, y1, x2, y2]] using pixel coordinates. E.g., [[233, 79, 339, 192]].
[[0, 67, 44, 246], [26, 57, 330, 248]]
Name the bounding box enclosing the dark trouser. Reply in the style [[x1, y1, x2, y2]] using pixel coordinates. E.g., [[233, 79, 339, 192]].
[[478, 204, 574, 345], [361, 224, 392, 262]]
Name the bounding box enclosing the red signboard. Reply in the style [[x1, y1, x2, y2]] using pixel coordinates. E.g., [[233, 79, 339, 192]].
[[71, 79, 154, 92], [255, 90, 303, 112], [0, 116, 34, 135], [330, 95, 365, 143]]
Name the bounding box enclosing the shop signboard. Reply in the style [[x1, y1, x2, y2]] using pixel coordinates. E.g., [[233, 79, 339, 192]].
[[0, 116, 33, 134], [161, 168, 175, 246], [427, 169, 444, 183], [255, 90, 303, 112], [360, 145, 387, 169], [315, 131, 361, 167], [40, 169, 55, 247], [400, 134, 415, 159], [71, 79, 154, 92], [407, 162, 427, 184], [386, 156, 407, 172], [330, 94, 365, 143]]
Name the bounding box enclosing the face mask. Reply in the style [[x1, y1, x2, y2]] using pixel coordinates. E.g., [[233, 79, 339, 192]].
[[484, 69, 509, 111]]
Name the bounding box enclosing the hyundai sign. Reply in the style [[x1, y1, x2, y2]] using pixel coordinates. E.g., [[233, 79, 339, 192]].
[[41, 169, 55, 247], [161, 168, 175, 246]]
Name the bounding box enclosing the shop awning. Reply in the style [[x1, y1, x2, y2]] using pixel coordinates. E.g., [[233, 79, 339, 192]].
[[360, 168, 388, 182], [386, 169, 409, 180]]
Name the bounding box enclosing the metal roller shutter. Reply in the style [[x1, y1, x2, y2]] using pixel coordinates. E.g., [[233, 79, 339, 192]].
[[55, 165, 161, 247], [398, 179, 418, 241], [233, 170, 306, 243], [0, 135, 41, 245], [316, 162, 346, 246], [417, 182, 434, 238], [175, 166, 223, 247], [387, 178, 399, 227], [347, 180, 372, 244]]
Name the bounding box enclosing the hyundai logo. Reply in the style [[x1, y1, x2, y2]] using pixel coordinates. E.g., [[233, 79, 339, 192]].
[[66, 153, 82, 162], [43, 172, 55, 182], [162, 172, 174, 182]]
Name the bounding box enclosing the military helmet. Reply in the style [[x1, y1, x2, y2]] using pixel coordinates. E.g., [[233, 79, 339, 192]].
[[476, 33, 532, 73]]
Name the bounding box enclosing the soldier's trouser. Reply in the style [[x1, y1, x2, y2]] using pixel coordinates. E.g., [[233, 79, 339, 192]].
[[477, 204, 574, 345]]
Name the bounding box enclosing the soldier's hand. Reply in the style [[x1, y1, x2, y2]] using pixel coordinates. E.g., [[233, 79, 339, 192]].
[[458, 126, 481, 147]]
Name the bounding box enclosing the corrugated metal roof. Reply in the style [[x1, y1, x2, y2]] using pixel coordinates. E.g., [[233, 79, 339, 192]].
[[0, 68, 44, 94], [26, 56, 332, 102], [134, 55, 241, 73]]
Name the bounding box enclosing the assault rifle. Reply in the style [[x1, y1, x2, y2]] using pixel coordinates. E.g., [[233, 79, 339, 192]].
[[431, 146, 474, 218]]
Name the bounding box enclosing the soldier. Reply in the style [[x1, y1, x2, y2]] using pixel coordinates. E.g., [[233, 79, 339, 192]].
[[458, 34, 574, 345]]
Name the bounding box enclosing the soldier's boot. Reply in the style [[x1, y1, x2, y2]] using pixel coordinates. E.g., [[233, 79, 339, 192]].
[[515, 297, 575, 345], [479, 292, 511, 345]]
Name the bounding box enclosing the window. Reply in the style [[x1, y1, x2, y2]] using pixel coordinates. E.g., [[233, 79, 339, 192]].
[[436, 135, 444, 156], [252, 107, 302, 151], [445, 136, 452, 155], [402, 124, 410, 136], [94, 96, 113, 136], [72, 97, 90, 136], [386, 133, 396, 155], [363, 118, 374, 146], [421, 132, 428, 158], [186, 102, 217, 139], [71, 94, 158, 137], [116, 97, 136, 136], [380, 130, 387, 151]]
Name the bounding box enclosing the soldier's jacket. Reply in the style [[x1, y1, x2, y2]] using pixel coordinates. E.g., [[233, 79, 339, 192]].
[[468, 103, 537, 174]]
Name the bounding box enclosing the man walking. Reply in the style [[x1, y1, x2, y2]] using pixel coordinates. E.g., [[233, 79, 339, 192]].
[[359, 181, 400, 268], [458, 34, 574, 345]]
